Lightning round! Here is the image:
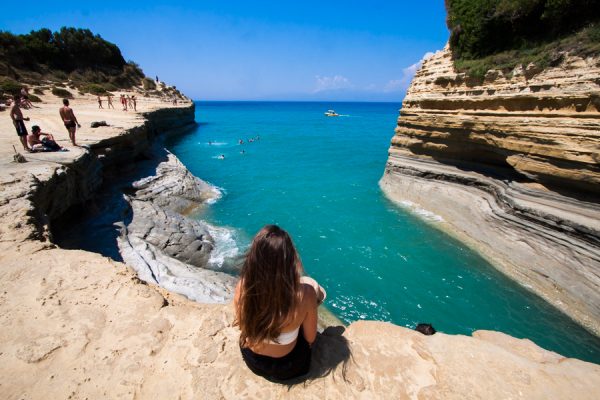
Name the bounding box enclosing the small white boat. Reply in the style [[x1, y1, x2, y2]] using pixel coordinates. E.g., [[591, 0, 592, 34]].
[[324, 109, 339, 117]]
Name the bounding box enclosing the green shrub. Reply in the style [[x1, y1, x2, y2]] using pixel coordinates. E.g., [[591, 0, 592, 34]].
[[0, 78, 22, 95], [142, 77, 156, 90], [446, 0, 600, 59], [51, 87, 73, 98], [102, 82, 118, 91], [28, 93, 42, 102], [81, 83, 107, 95], [452, 21, 600, 79]]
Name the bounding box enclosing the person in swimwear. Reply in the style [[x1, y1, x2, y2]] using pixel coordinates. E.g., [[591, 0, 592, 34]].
[[10, 95, 31, 152], [59, 99, 81, 146], [234, 225, 326, 381], [107, 94, 114, 109], [27, 125, 64, 152]]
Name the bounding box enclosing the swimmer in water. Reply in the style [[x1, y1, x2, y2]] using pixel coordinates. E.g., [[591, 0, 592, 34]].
[[218, 154, 225, 159], [239, 139, 244, 145], [240, 150, 245, 154]]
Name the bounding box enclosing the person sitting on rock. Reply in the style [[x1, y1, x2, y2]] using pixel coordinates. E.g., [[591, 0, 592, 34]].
[[234, 225, 326, 381], [28, 125, 65, 152]]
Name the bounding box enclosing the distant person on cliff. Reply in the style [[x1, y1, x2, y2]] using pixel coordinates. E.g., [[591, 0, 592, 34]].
[[234, 225, 326, 381], [59, 99, 81, 146], [107, 94, 114, 109], [97, 96, 103, 109], [155, 75, 159, 83], [27, 125, 65, 152], [10, 95, 31, 152]]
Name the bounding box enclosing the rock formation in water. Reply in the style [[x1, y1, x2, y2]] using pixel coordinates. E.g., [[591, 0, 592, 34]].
[[381, 45, 600, 334], [117, 152, 236, 303]]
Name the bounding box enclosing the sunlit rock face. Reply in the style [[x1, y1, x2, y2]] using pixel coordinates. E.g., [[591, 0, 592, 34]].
[[381, 45, 600, 335]]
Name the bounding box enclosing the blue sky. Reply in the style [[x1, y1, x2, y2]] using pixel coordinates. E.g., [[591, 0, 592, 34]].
[[1, 1, 449, 101]]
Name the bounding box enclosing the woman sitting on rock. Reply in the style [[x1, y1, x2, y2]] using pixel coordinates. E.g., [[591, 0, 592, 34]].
[[234, 225, 326, 381]]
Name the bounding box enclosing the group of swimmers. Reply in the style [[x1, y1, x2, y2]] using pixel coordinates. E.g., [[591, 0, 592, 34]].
[[238, 135, 260, 145], [209, 135, 261, 159], [10, 95, 80, 152]]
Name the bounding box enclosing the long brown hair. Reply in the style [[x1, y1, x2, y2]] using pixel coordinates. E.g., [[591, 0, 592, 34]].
[[236, 225, 303, 347]]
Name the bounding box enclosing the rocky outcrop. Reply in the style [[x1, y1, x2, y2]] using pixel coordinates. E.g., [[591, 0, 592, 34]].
[[381, 45, 600, 334], [117, 153, 235, 303]]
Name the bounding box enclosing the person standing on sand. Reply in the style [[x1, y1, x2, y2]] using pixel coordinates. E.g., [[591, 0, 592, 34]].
[[127, 95, 133, 109], [131, 95, 137, 111], [59, 99, 81, 146], [97, 96, 103, 109], [120, 94, 127, 111], [10, 95, 31, 152], [107, 94, 114, 109]]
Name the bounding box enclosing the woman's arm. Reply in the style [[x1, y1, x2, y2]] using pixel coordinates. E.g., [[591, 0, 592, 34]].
[[301, 284, 318, 346]]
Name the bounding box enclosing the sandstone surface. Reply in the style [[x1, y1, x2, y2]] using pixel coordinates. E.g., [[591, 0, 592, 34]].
[[2, 241, 600, 400], [381, 45, 600, 334]]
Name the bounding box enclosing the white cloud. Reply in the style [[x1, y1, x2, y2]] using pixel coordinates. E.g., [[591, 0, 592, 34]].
[[384, 51, 435, 93], [313, 75, 353, 93]]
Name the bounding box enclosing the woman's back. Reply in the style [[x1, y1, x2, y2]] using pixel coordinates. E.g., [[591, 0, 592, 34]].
[[235, 280, 317, 358], [234, 225, 322, 380]]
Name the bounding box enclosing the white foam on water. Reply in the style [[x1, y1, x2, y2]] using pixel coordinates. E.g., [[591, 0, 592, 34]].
[[205, 184, 224, 205], [399, 200, 444, 222], [205, 223, 240, 269]]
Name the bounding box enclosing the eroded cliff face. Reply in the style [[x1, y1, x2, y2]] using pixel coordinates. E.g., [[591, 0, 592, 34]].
[[381, 46, 600, 334], [393, 45, 600, 197]]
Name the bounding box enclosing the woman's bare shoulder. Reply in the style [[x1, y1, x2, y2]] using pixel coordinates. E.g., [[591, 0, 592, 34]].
[[300, 282, 317, 307]]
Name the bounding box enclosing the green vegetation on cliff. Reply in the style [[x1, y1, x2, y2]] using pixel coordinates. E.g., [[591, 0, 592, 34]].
[[0, 27, 145, 97], [445, 0, 600, 78]]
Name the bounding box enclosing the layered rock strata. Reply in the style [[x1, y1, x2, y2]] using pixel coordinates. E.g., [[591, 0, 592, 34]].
[[117, 153, 236, 303], [381, 45, 600, 334]]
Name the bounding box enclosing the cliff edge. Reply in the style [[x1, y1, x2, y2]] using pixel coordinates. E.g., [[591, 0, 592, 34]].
[[381, 45, 600, 334]]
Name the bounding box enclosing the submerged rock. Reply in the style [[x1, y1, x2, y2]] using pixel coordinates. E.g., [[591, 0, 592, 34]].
[[117, 152, 235, 303]]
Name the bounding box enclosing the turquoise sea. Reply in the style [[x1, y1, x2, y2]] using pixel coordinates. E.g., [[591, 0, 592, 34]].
[[163, 101, 600, 364]]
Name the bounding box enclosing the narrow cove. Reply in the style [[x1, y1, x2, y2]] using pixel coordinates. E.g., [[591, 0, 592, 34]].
[[56, 101, 600, 364]]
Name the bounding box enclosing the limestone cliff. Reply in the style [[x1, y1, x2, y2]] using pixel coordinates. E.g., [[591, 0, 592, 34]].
[[381, 46, 600, 334]]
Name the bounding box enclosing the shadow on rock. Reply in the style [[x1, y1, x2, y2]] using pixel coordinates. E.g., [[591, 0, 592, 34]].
[[279, 325, 353, 388]]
